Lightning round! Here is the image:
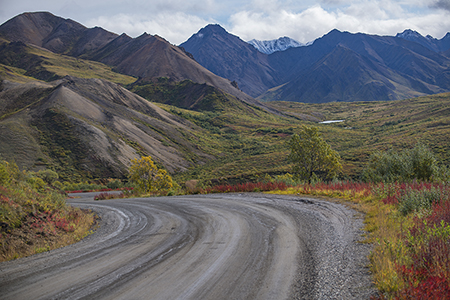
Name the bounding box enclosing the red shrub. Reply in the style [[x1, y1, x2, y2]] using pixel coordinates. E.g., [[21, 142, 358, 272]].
[[94, 192, 124, 200], [204, 181, 289, 194], [395, 272, 450, 299], [427, 201, 450, 227], [394, 196, 450, 299]]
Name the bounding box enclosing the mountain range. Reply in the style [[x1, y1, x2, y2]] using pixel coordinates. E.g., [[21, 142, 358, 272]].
[[396, 29, 450, 53], [179, 24, 279, 98], [181, 26, 450, 102], [0, 12, 270, 178], [2, 12, 449, 104], [0, 12, 273, 112]]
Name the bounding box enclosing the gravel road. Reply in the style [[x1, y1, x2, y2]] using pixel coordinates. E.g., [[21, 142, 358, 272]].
[[0, 193, 376, 299]]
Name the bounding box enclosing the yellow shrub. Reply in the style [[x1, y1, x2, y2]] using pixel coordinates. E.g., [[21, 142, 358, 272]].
[[128, 156, 173, 194]]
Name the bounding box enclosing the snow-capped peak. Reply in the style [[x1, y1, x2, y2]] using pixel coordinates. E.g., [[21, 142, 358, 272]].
[[396, 29, 430, 41], [248, 36, 306, 54], [395, 29, 445, 52]]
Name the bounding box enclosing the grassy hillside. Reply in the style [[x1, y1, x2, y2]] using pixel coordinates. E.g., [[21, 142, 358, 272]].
[[126, 77, 301, 183], [0, 64, 44, 84], [128, 78, 244, 111], [0, 40, 136, 85], [169, 92, 450, 184], [143, 94, 297, 184], [271, 93, 450, 175]]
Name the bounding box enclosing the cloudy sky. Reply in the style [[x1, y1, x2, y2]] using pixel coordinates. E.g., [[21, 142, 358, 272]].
[[0, 0, 449, 45]]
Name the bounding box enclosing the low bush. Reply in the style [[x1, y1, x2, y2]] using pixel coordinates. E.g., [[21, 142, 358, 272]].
[[106, 179, 123, 190], [362, 144, 445, 182], [63, 181, 107, 192], [393, 200, 450, 299], [397, 186, 448, 215], [204, 181, 289, 194], [0, 160, 94, 261]]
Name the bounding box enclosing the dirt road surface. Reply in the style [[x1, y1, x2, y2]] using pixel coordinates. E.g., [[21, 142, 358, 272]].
[[0, 193, 375, 299]]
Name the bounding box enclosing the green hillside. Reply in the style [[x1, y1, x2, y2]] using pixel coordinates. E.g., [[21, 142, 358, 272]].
[[0, 40, 136, 85], [271, 94, 450, 176], [165, 92, 450, 184]]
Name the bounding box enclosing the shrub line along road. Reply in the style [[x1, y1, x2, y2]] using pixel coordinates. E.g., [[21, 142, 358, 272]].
[[0, 193, 375, 299]]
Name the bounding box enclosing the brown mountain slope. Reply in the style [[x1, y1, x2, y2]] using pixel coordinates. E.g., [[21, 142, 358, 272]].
[[0, 76, 211, 180], [87, 32, 278, 112], [0, 12, 69, 48], [0, 11, 117, 56]]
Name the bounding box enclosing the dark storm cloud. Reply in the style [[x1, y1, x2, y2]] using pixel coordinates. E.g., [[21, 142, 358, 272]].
[[430, 0, 450, 11]]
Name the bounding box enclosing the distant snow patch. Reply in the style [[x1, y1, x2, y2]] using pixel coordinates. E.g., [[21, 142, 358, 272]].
[[248, 36, 305, 54], [319, 120, 344, 124]]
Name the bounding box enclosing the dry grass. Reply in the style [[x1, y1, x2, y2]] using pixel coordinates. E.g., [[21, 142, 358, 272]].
[[27, 46, 137, 86], [1, 207, 95, 262]]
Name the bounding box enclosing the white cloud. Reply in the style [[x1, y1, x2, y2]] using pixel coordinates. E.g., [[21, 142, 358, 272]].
[[0, 0, 449, 45], [229, 6, 334, 43], [86, 12, 215, 44], [229, 1, 450, 43]]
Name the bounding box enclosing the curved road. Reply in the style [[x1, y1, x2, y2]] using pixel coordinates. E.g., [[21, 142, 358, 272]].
[[0, 193, 375, 299]]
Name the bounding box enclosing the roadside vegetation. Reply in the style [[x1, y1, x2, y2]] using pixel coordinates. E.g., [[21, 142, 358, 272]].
[[266, 180, 450, 299], [0, 160, 95, 262]]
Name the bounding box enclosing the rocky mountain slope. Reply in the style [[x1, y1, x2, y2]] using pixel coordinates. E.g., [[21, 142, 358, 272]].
[[87, 31, 265, 109], [0, 76, 213, 180], [0, 11, 118, 56], [396, 29, 450, 52], [179, 25, 279, 97]]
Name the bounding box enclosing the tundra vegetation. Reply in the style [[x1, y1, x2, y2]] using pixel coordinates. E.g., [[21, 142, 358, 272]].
[[2, 92, 450, 299], [266, 143, 449, 299], [0, 160, 95, 261]]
